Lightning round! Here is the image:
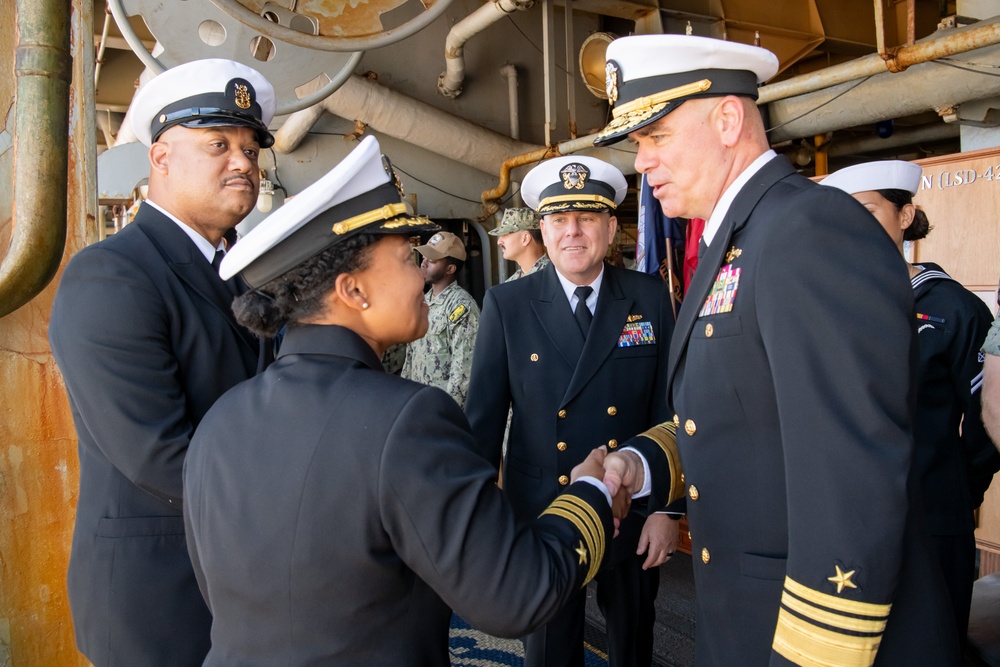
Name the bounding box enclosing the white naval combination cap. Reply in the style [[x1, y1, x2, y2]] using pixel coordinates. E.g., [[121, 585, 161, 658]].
[[129, 58, 277, 148], [521, 155, 628, 215], [594, 34, 780, 146], [822, 160, 923, 196], [220, 135, 439, 287]]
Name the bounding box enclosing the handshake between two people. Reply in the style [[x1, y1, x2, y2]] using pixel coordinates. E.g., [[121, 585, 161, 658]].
[[570, 446, 645, 523]]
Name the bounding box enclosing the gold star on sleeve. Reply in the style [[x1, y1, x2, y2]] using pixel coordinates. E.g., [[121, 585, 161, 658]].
[[575, 541, 588, 565], [827, 565, 858, 594]]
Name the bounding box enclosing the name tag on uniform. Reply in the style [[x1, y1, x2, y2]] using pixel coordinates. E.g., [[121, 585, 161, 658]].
[[700, 265, 741, 317], [618, 321, 655, 347]]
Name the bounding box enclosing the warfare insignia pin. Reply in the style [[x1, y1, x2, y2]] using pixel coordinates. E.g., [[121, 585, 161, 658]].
[[827, 564, 858, 594], [605, 61, 620, 104], [627, 313, 642, 323], [576, 541, 588, 565], [725, 246, 742, 263], [560, 163, 590, 191], [234, 82, 252, 110]]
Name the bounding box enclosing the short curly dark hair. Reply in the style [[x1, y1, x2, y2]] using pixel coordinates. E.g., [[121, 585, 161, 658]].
[[232, 233, 380, 338], [877, 188, 932, 242]]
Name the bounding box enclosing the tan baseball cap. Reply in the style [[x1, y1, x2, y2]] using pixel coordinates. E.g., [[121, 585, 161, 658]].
[[414, 231, 467, 261]]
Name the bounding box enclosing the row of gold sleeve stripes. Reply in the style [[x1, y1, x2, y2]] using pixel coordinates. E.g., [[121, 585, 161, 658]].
[[772, 576, 891, 667], [633, 421, 684, 505], [540, 494, 605, 585]]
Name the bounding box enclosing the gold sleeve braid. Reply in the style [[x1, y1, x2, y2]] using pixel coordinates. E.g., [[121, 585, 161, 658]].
[[772, 576, 890, 667], [539, 494, 605, 586], [633, 421, 684, 505]]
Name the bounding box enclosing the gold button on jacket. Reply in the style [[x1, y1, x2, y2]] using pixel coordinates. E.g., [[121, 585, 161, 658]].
[[607, 406, 617, 416], [608, 439, 618, 449], [689, 485, 699, 500], [673, 414, 680, 427], [557, 409, 567, 418], [685, 419, 696, 436], [705, 323, 714, 337], [556, 441, 567, 451], [558, 475, 569, 486], [701, 547, 711, 564]]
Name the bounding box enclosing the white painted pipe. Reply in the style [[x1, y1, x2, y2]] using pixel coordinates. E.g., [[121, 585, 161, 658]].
[[500, 63, 520, 140], [437, 0, 535, 99]]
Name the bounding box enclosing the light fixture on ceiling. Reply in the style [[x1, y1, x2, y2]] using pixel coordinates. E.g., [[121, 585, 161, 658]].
[[578, 32, 618, 100]]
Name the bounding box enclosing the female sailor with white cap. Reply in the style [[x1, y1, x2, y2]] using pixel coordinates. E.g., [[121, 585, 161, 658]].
[[825, 160, 1000, 646], [49, 58, 276, 666], [597, 34, 961, 666], [183, 136, 678, 665]]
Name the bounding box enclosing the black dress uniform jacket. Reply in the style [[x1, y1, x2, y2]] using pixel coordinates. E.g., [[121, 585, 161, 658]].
[[910, 262, 999, 533], [183, 324, 624, 666], [650, 156, 959, 666], [465, 262, 683, 667], [49, 203, 261, 666]]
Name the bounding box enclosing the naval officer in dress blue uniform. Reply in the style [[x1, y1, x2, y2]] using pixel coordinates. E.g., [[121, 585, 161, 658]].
[[824, 160, 1000, 647], [49, 59, 275, 666], [596, 35, 960, 666], [466, 155, 684, 667], [183, 136, 678, 665]]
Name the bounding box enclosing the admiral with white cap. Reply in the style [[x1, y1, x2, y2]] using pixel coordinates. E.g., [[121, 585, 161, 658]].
[[606, 34, 962, 666], [595, 34, 778, 146], [521, 155, 628, 215], [49, 58, 278, 667], [183, 136, 625, 666], [467, 152, 682, 667]]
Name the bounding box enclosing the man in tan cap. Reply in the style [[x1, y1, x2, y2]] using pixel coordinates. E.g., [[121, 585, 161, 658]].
[[490, 207, 549, 281], [402, 231, 480, 406]]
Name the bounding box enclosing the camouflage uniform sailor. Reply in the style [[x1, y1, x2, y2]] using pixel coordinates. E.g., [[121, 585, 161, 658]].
[[490, 207, 550, 281], [402, 232, 480, 406]]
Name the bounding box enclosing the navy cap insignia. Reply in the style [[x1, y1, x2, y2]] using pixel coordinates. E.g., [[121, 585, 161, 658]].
[[232, 80, 253, 110], [560, 163, 590, 190], [827, 564, 858, 594], [605, 61, 620, 104]]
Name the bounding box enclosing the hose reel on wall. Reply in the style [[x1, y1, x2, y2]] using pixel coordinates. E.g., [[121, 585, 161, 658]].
[[109, 0, 456, 114]]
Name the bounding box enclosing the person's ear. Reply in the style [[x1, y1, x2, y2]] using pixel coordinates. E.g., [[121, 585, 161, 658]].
[[715, 96, 746, 147], [334, 272, 369, 312], [899, 203, 916, 232], [149, 142, 170, 176], [445, 261, 458, 276]]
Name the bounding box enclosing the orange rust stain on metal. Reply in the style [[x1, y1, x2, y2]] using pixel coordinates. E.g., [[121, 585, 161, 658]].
[[299, 0, 427, 38]]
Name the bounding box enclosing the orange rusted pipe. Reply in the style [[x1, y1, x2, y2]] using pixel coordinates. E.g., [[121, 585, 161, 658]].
[[0, 0, 72, 318]]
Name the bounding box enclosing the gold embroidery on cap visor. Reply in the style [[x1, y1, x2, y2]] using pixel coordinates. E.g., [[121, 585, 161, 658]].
[[596, 78, 713, 141], [537, 194, 617, 214], [332, 202, 431, 235]]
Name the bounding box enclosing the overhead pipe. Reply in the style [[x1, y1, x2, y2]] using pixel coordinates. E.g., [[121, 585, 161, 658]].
[[826, 122, 959, 158], [0, 0, 72, 318], [438, 0, 535, 99], [758, 16, 1000, 104], [94, 3, 112, 89], [767, 39, 1000, 143], [500, 63, 520, 140]]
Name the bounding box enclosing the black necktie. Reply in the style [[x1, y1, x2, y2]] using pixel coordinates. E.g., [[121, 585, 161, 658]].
[[212, 249, 225, 273], [574, 286, 593, 335]]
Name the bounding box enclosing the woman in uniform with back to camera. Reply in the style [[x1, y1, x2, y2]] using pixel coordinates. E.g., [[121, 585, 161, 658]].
[[182, 135, 681, 665], [824, 160, 1000, 648]]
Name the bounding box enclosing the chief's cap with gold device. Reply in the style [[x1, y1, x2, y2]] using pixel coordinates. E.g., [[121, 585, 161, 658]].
[[594, 34, 779, 146], [130, 58, 276, 148], [521, 156, 627, 215], [220, 135, 439, 287]]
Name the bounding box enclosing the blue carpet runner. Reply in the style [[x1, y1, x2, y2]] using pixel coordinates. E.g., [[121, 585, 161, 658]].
[[449, 614, 609, 666]]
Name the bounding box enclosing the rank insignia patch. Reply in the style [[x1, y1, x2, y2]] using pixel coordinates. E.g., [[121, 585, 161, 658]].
[[448, 304, 468, 324], [699, 265, 741, 317], [827, 564, 858, 594], [618, 321, 655, 347]]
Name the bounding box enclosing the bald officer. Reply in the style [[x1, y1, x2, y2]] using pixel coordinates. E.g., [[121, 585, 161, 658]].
[[597, 35, 960, 665], [466, 156, 679, 667], [49, 60, 274, 666]]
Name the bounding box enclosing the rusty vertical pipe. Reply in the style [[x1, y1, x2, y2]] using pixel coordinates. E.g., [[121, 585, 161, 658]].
[[0, 0, 72, 318]]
